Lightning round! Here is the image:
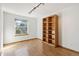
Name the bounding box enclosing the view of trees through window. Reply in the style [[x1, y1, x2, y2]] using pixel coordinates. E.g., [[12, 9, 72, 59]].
[[15, 19, 27, 35]]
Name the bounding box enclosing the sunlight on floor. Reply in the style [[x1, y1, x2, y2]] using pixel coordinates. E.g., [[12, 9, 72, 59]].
[[3, 45, 16, 50], [3, 45, 30, 56]]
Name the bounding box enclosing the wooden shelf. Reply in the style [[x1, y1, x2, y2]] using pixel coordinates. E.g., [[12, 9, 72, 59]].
[[48, 34, 55, 35], [43, 15, 59, 47]]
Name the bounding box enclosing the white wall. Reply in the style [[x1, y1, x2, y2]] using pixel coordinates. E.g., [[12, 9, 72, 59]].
[[37, 5, 79, 52], [0, 4, 3, 49], [60, 5, 79, 51], [37, 17, 43, 39], [0, 5, 1, 47], [3, 12, 37, 44]]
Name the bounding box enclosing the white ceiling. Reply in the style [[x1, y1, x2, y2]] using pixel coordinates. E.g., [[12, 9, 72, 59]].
[[2, 3, 79, 18]]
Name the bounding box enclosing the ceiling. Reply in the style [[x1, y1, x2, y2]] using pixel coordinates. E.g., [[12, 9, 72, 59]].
[[2, 3, 79, 18]]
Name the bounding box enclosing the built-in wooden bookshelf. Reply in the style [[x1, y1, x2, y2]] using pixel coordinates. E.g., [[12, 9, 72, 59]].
[[43, 15, 59, 47]]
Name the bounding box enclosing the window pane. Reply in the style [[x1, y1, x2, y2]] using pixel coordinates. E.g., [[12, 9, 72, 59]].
[[15, 19, 27, 35]]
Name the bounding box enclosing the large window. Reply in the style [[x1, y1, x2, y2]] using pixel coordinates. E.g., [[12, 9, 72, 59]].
[[15, 19, 27, 35]]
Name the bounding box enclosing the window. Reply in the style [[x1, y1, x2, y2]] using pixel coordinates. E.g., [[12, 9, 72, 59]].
[[15, 19, 27, 35]]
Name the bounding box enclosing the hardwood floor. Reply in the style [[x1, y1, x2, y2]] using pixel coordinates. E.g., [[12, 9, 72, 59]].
[[3, 39, 79, 56]]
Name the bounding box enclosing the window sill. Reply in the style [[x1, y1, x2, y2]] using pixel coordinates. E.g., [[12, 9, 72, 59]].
[[15, 34, 29, 36]]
